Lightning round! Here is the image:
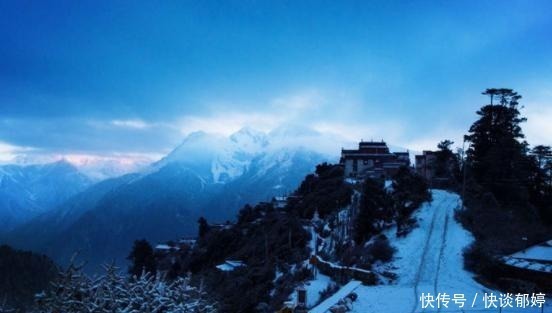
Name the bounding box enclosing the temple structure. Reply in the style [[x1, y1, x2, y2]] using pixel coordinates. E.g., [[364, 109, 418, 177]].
[[340, 140, 410, 179]]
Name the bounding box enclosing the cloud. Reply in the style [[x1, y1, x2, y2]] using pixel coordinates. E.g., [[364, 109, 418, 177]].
[[111, 119, 152, 129], [61, 153, 161, 180], [0, 117, 181, 155], [0, 141, 35, 163], [178, 112, 283, 137], [523, 105, 552, 147], [1, 144, 163, 179], [176, 89, 331, 136], [172, 88, 442, 156], [270, 90, 324, 115], [2, 85, 549, 172]]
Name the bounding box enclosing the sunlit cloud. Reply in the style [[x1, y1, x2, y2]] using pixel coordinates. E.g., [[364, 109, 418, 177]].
[[6, 151, 162, 180], [177, 112, 283, 136], [0, 141, 35, 163]]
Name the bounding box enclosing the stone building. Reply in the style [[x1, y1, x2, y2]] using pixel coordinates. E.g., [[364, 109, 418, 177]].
[[340, 140, 410, 179], [415, 150, 437, 181]]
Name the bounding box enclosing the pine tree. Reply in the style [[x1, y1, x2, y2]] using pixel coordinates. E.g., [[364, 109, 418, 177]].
[[127, 239, 157, 277], [531, 145, 552, 168], [434, 139, 457, 179], [529, 145, 552, 223], [465, 88, 531, 206], [354, 178, 390, 244], [391, 166, 431, 236], [197, 217, 210, 238]]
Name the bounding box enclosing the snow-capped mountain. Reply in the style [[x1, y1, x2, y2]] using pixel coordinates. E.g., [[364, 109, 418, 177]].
[[0, 160, 93, 232], [152, 126, 334, 185], [4, 127, 334, 271]]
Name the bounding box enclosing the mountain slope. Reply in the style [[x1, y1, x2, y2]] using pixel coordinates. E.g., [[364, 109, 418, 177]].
[[5, 128, 331, 271], [4, 173, 138, 252], [0, 161, 92, 232], [305, 190, 552, 312]]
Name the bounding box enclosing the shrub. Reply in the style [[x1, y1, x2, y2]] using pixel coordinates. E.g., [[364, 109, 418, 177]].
[[35, 263, 217, 312], [367, 235, 395, 263]]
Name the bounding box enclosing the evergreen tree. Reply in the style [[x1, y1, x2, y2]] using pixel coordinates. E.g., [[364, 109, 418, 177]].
[[465, 88, 531, 206], [529, 145, 552, 223], [391, 166, 431, 235], [434, 139, 458, 179], [531, 145, 552, 168], [0, 245, 57, 311], [289, 163, 352, 218], [354, 178, 390, 244], [127, 239, 157, 277], [198, 216, 210, 238], [546, 159, 552, 187]]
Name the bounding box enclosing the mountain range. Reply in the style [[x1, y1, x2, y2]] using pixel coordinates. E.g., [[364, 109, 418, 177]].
[[2, 127, 332, 271], [0, 161, 92, 232]]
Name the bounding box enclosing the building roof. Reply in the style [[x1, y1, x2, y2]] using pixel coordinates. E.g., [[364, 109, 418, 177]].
[[342, 141, 390, 152], [216, 260, 246, 272], [359, 140, 387, 146], [155, 244, 178, 251], [509, 241, 552, 262], [501, 240, 552, 273]]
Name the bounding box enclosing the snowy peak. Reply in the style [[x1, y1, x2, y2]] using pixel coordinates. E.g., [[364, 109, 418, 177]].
[[229, 127, 269, 153], [212, 128, 269, 183], [149, 126, 333, 184]]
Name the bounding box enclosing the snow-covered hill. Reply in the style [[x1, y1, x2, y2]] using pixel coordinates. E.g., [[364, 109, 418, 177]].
[[304, 190, 552, 312]]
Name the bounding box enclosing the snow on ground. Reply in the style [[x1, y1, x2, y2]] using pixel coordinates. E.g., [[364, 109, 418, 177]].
[[289, 225, 338, 307], [303, 272, 334, 308], [310, 280, 361, 313], [310, 190, 551, 313], [288, 269, 334, 307]]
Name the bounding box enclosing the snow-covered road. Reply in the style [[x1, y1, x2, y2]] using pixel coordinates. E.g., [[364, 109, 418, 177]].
[[342, 190, 551, 313]]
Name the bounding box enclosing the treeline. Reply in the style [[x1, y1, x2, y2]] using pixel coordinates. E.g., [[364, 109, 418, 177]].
[[0, 245, 57, 312], [457, 88, 552, 291], [325, 166, 430, 270], [127, 203, 311, 312], [128, 162, 431, 312]]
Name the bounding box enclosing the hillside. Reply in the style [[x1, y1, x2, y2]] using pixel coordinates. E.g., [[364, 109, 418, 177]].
[[0, 245, 58, 311], [301, 190, 552, 312], [0, 160, 92, 232], [4, 127, 330, 271]]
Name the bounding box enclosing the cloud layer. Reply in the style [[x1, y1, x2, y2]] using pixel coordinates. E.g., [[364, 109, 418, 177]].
[[1, 1, 551, 171]]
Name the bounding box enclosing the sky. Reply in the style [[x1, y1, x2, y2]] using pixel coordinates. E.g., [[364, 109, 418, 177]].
[[1, 0, 551, 168]]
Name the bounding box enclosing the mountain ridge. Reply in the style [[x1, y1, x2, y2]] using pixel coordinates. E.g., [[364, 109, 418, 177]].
[[3, 127, 332, 271], [0, 160, 93, 232]]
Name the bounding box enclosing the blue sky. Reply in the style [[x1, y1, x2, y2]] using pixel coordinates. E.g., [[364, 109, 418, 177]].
[[1, 0, 551, 165]]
